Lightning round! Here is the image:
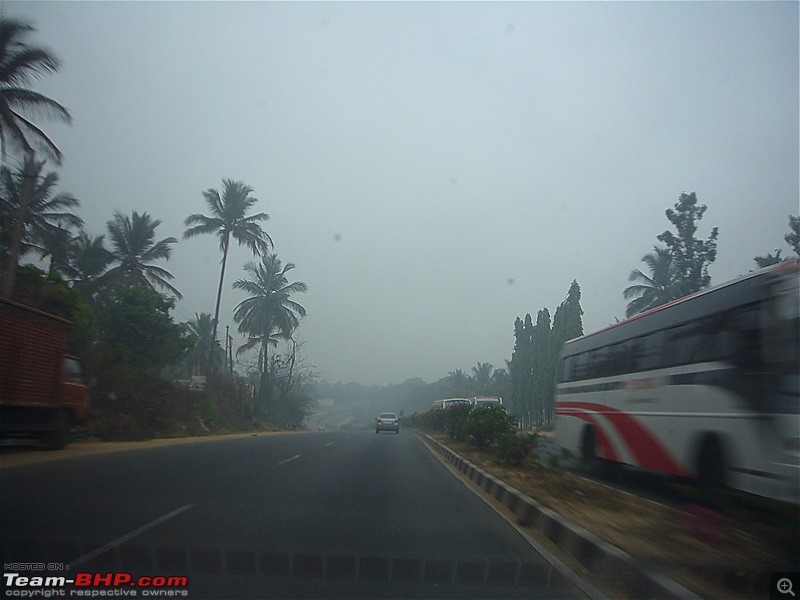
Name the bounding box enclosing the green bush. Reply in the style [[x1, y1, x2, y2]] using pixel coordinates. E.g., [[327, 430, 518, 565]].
[[465, 405, 514, 448], [429, 408, 446, 432], [198, 401, 220, 427], [90, 369, 260, 440], [493, 432, 540, 465], [444, 403, 472, 442]]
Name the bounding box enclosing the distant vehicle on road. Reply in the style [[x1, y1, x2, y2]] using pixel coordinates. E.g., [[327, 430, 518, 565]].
[[431, 398, 472, 411], [375, 412, 400, 434], [471, 396, 503, 409], [0, 298, 88, 450]]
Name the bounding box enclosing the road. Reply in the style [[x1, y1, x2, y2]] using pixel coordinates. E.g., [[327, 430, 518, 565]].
[[1, 431, 593, 599]]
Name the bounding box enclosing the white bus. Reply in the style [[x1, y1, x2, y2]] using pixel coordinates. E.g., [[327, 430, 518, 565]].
[[472, 396, 503, 409], [555, 261, 799, 505], [431, 398, 472, 411]]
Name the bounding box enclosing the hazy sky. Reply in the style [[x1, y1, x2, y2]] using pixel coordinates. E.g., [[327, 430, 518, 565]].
[[4, 1, 798, 386]]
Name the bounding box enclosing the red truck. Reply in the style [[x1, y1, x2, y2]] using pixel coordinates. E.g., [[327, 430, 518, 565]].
[[0, 297, 88, 449]]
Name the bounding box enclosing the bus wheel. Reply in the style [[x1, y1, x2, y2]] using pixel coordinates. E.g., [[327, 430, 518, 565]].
[[40, 410, 71, 451], [581, 427, 598, 470], [697, 437, 728, 507], [582, 426, 618, 479], [697, 437, 727, 492]]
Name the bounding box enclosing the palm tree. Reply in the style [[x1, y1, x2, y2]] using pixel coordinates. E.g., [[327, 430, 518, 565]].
[[471, 362, 494, 395], [68, 232, 113, 303], [0, 18, 72, 296], [623, 246, 679, 318], [446, 368, 472, 397], [0, 19, 71, 162], [0, 157, 82, 276], [233, 253, 306, 376], [183, 313, 225, 376], [236, 328, 286, 374], [184, 179, 271, 373], [103, 210, 181, 298]]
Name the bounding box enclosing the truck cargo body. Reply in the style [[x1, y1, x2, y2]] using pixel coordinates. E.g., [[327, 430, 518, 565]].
[[0, 298, 88, 449]]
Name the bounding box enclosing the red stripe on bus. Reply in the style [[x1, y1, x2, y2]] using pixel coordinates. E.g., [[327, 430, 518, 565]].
[[557, 402, 689, 477], [556, 409, 619, 461]]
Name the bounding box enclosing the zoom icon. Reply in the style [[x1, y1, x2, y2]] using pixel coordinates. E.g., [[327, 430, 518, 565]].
[[772, 573, 799, 599]]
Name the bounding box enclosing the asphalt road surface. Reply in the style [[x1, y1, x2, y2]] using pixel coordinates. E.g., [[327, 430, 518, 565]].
[[1, 431, 593, 599]]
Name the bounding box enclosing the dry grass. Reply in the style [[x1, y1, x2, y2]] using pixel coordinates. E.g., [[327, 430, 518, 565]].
[[424, 431, 795, 599]]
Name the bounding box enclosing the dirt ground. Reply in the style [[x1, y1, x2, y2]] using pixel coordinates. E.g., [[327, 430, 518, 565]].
[[0, 430, 286, 469], [422, 431, 798, 600]]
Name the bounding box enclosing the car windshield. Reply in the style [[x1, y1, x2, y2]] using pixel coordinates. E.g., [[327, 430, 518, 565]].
[[1, 2, 797, 599]]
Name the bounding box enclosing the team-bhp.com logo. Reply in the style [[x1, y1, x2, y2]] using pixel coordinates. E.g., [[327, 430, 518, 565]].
[[3, 572, 189, 597]]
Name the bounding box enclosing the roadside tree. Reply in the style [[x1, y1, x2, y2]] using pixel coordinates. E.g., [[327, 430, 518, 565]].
[[233, 253, 307, 408], [182, 312, 225, 377], [785, 215, 799, 257], [623, 246, 679, 317], [97, 286, 187, 373], [0, 18, 71, 296], [183, 179, 271, 374], [104, 210, 181, 299], [656, 191, 719, 298], [0, 157, 81, 282]]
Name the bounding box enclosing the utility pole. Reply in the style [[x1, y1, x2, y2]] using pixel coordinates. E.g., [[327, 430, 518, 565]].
[[228, 330, 234, 379], [224, 325, 230, 377]]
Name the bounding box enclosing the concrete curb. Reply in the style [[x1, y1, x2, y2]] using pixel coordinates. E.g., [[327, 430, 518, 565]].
[[422, 433, 702, 600]]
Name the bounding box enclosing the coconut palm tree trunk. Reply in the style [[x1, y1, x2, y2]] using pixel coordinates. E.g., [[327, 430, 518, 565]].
[[2, 153, 35, 297], [259, 321, 273, 407], [208, 235, 230, 375]]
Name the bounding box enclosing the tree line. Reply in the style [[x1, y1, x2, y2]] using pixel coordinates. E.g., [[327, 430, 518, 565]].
[[506, 281, 583, 429], [623, 192, 799, 318], [503, 192, 796, 430], [0, 18, 312, 433]]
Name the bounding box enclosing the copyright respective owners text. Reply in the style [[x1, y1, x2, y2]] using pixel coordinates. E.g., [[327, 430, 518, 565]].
[[3, 565, 190, 598], [773, 572, 800, 600]]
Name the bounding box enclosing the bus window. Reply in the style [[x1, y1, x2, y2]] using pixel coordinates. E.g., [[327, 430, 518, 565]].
[[572, 352, 588, 381], [587, 347, 605, 379], [560, 355, 574, 383], [762, 280, 799, 375], [664, 322, 708, 367], [638, 331, 662, 371], [725, 307, 761, 370]]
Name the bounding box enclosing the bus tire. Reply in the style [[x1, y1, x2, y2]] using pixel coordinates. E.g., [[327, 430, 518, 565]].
[[581, 426, 598, 470], [581, 425, 619, 478], [697, 436, 728, 508], [40, 410, 72, 451]]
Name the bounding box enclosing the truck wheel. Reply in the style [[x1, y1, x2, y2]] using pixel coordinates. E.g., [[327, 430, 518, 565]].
[[40, 410, 71, 450]]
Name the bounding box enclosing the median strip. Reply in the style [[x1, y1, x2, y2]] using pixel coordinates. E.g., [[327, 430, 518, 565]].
[[419, 433, 700, 600]]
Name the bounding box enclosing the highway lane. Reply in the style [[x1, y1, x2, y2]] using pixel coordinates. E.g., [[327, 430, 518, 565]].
[[1, 431, 594, 598]]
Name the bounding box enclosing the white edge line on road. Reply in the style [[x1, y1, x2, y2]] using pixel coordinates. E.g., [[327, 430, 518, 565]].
[[418, 436, 606, 600], [278, 454, 301, 465], [325, 442, 335, 447], [68, 503, 195, 569]]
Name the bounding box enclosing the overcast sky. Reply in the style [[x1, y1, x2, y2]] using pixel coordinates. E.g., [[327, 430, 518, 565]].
[[4, 1, 798, 386]]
